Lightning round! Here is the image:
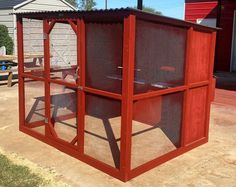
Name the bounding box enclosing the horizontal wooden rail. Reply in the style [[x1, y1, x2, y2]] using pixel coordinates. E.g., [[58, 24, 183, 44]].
[[84, 87, 122, 100], [133, 85, 187, 101]]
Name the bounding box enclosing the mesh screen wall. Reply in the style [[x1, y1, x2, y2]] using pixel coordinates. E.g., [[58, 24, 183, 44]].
[[17, 9, 216, 182]]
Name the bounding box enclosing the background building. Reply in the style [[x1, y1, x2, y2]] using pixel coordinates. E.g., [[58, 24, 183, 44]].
[[185, 0, 236, 72], [0, 0, 76, 55]]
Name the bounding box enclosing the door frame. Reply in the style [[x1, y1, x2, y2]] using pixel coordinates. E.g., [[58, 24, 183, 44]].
[[230, 10, 236, 72]]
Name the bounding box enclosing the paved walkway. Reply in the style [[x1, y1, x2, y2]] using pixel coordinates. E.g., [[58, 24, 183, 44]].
[[0, 74, 235, 186]]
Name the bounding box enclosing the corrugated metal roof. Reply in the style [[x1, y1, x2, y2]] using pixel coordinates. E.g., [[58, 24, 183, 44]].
[[13, 7, 130, 15], [13, 8, 219, 32], [0, 0, 25, 9]]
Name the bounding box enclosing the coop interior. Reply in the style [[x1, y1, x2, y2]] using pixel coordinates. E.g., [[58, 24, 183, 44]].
[[23, 17, 186, 170]]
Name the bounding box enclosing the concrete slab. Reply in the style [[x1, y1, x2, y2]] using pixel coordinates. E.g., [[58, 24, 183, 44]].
[[0, 83, 236, 187]]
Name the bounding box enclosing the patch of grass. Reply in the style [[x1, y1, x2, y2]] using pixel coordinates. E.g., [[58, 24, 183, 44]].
[[0, 154, 44, 187]]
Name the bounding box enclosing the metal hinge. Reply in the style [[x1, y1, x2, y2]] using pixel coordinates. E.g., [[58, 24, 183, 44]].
[[44, 118, 49, 123]]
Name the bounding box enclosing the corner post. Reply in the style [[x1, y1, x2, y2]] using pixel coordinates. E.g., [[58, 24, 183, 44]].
[[17, 16, 25, 129], [205, 31, 217, 139], [181, 27, 194, 147], [77, 18, 86, 154], [43, 19, 52, 137], [120, 15, 136, 181]]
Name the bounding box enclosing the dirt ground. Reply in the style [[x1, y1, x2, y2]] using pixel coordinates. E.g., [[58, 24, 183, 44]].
[[0, 74, 236, 187]]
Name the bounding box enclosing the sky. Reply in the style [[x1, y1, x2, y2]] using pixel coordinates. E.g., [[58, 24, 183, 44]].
[[93, 0, 185, 19]]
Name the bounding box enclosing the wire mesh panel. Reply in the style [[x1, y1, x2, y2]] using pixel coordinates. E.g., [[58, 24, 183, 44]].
[[17, 9, 217, 181], [50, 22, 78, 84], [23, 18, 44, 77], [50, 83, 77, 143], [86, 23, 123, 94], [131, 92, 184, 169], [134, 20, 187, 94], [24, 79, 45, 135], [84, 93, 121, 168]]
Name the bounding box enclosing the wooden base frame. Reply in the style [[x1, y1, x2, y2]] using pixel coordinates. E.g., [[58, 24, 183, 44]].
[[20, 126, 208, 182]]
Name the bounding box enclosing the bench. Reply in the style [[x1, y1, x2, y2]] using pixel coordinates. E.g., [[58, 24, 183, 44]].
[[0, 69, 17, 87], [0, 53, 45, 87]]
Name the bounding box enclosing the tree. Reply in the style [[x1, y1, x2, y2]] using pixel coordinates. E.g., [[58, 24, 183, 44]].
[[143, 6, 162, 15], [134, 5, 162, 15], [78, 0, 96, 10], [65, 0, 78, 8], [0, 25, 14, 55]]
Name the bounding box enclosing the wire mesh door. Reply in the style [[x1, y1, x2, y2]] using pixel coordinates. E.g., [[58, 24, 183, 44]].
[[44, 20, 79, 147]]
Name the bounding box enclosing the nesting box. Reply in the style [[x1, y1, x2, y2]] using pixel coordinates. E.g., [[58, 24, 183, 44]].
[[16, 8, 217, 182]]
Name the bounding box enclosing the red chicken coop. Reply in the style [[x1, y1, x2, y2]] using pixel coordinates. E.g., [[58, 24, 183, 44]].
[[16, 8, 217, 182]]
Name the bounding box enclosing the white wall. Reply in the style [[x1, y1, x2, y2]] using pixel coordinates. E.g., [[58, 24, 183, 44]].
[[18, 0, 76, 65], [14, 0, 75, 55], [0, 0, 75, 56], [50, 23, 77, 67], [14, 0, 74, 13], [23, 19, 77, 67]]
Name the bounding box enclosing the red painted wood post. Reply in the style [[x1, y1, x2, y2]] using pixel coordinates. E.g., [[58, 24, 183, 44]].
[[120, 15, 136, 181], [77, 18, 86, 154], [68, 19, 80, 146], [181, 27, 194, 147], [205, 31, 217, 139], [43, 19, 52, 137], [17, 16, 25, 129]]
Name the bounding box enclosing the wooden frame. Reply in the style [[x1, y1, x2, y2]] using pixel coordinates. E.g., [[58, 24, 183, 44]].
[[230, 10, 236, 72], [0, 70, 14, 87], [16, 9, 217, 182]]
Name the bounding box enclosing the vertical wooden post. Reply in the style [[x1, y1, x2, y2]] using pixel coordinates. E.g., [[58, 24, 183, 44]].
[[181, 27, 194, 147], [7, 71, 13, 87], [77, 18, 86, 154], [17, 16, 25, 129], [120, 15, 136, 181], [43, 19, 52, 137], [205, 31, 217, 139]]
